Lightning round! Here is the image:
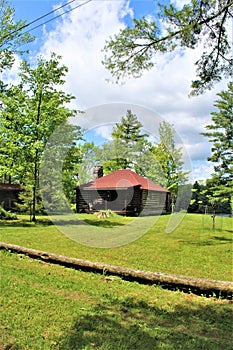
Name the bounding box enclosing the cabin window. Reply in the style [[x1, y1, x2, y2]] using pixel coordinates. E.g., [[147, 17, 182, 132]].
[[105, 190, 118, 202]]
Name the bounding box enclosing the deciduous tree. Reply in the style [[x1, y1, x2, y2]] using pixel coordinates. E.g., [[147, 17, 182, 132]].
[[147, 121, 189, 195], [0, 54, 81, 220]]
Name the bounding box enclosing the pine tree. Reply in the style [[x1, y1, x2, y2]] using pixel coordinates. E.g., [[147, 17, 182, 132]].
[[103, 1, 233, 95], [202, 82, 233, 217], [102, 110, 149, 174]]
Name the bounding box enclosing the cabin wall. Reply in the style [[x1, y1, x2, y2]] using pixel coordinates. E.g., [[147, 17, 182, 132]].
[[126, 186, 141, 214], [76, 186, 142, 215], [0, 190, 20, 210], [141, 190, 168, 215], [76, 187, 91, 212], [76, 187, 169, 216]]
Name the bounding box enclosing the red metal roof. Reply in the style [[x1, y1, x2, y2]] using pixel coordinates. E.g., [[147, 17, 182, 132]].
[[0, 183, 21, 191], [80, 169, 169, 192]]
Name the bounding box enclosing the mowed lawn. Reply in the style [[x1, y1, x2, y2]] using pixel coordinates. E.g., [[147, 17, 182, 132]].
[[1, 249, 232, 350], [0, 213, 232, 280], [0, 214, 232, 349]]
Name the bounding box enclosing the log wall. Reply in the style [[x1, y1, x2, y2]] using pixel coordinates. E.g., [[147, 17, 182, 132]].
[[0, 189, 20, 210], [77, 187, 169, 216], [141, 190, 167, 215]]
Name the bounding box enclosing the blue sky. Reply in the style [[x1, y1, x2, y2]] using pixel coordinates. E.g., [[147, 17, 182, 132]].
[[11, 0, 156, 44], [11, 0, 157, 21], [6, 0, 230, 182]]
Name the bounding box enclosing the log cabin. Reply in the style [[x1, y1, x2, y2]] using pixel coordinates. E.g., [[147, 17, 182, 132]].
[[76, 168, 170, 216], [0, 183, 22, 211]]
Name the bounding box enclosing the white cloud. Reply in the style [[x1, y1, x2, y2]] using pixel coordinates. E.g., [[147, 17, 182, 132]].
[[93, 125, 113, 140], [173, 0, 190, 9], [2, 54, 22, 85], [38, 0, 228, 181], [191, 161, 215, 182], [185, 140, 211, 161]]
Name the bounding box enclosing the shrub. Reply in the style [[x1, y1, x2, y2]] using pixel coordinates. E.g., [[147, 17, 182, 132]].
[[0, 205, 17, 220]]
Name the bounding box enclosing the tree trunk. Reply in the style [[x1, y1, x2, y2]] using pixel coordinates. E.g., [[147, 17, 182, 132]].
[[1, 242, 232, 299], [211, 207, 216, 230], [212, 213, 216, 230], [32, 151, 38, 222], [32, 88, 43, 222]]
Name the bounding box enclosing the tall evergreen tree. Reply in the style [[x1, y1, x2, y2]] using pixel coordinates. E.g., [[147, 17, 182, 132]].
[[202, 82, 233, 215], [102, 110, 150, 174], [188, 181, 204, 213]]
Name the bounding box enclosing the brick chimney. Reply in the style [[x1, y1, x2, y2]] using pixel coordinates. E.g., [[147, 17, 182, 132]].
[[93, 166, 103, 180]]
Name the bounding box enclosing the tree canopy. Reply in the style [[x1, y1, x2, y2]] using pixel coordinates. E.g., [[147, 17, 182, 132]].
[[99, 116, 188, 197], [146, 121, 189, 195], [103, 0, 233, 95], [0, 53, 81, 220]]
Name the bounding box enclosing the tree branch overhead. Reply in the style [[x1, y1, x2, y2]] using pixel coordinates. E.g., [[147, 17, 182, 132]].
[[102, 0, 233, 95]]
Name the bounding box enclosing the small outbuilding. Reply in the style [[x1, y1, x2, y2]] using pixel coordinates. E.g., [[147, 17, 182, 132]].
[[0, 183, 22, 211], [76, 169, 170, 216]]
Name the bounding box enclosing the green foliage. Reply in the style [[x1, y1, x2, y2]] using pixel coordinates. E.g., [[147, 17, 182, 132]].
[[0, 204, 17, 220], [75, 142, 102, 184], [111, 110, 148, 143], [202, 82, 233, 183], [103, 0, 233, 95], [101, 110, 150, 174], [0, 53, 81, 220], [62, 144, 85, 204], [202, 82, 233, 215], [39, 122, 83, 213], [188, 181, 231, 215], [0, 0, 34, 89], [189, 181, 204, 213], [16, 183, 44, 215], [146, 121, 189, 194]]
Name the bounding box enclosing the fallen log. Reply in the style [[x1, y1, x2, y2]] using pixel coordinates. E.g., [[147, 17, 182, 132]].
[[1, 242, 232, 299]]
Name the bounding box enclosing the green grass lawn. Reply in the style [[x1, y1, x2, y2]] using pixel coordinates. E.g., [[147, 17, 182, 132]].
[[1, 249, 232, 350], [0, 213, 232, 281]]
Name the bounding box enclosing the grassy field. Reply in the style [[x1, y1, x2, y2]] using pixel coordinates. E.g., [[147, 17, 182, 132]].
[[1, 249, 232, 350], [0, 213, 232, 281], [0, 213, 232, 349]]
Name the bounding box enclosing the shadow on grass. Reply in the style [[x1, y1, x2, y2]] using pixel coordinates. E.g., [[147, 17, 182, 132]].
[[213, 236, 233, 242], [0, 218, 54, 227], [0, 217, 54, 228], [57, 294, 232, 350], [0, 217, 125, 229], [0, 345, 22, 350], [52, 217, 126, 228], [83, 219, 125, 228], [179, 235, 233, 246]]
